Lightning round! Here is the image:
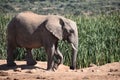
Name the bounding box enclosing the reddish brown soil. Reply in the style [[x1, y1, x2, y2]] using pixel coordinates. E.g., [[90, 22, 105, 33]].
[[0, 60, 120, 80]]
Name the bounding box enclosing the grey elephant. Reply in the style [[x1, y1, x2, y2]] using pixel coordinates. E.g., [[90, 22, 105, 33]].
[[7, 11, 78, 70]]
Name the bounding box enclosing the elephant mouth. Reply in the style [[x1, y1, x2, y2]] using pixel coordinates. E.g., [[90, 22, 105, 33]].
[[63, 38, 77, 51], [63, 38, 71, 43]]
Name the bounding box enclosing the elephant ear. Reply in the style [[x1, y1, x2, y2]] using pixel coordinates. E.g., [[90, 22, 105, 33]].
[[45, 18, 64, 40]]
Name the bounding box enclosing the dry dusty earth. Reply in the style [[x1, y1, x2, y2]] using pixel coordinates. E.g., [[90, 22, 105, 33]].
[[0, 60, 120, 80]]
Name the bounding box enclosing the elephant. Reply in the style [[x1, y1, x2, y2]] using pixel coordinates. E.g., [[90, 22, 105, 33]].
[[6, 11, 78, 71]]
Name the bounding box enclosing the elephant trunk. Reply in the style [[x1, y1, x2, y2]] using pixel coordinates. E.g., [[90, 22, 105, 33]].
[[70, 34, 78, 70]]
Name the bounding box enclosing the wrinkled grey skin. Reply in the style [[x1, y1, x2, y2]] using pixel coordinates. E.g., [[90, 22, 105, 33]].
[[7, 11, 78, 71]]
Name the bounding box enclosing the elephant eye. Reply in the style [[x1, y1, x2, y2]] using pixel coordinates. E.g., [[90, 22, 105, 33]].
[[69, 29, 74, 33]]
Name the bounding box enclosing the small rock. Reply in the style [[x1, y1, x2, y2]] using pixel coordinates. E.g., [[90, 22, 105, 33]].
[[25, 70, 32, 73], [25, 69, 36, 73], [14, 68, 21, 72], [36, 76, 46, 79], [108, 73, 110, 75], [0, 71, 9, 76], [31, 69, 36, 73], [81, 69, 84, 72], [5, 77, 11, 80], [82, 76, 89, 80], [109, 69, 118, 72], [80, 69, 88, 72], [13, 78, 19, 80], [36, 76, 41, 79], [91, 69, 94, 72], [89, 63, 97, 67], [96, 69, 101, 72]]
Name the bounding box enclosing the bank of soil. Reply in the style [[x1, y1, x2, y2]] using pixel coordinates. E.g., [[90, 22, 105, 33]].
[[0, 60, 120, 80]]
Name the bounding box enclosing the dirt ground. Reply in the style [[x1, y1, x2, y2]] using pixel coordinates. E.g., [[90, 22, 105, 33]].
[[0, 60, 120, 80]]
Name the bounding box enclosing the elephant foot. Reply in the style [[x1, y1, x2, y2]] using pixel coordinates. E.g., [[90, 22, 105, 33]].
[[46, 63, 59, 71], [53, 63, 59, 70], [7, 61, 16, 67], [47, 68, 55, 71], [70, 66, 75, 70], [27, 60, 37, 66]]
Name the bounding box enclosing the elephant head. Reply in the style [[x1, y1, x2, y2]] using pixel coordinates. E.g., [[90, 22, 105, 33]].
[[45, 16, 78, 69]]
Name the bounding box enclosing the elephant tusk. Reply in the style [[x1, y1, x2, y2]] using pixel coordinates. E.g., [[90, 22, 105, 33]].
[[71, 43, 77, 51]]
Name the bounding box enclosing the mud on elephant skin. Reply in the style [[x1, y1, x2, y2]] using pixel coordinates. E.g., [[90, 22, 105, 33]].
[[6, 11, 78, 71]]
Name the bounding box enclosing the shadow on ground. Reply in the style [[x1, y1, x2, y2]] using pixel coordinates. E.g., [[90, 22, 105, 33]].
[[0, 64, 46, 71]]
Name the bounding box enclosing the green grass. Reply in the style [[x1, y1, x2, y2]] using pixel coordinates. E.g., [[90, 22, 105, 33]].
[[74, 12, 120, 68], [0, 12, 120, 68], [0, 14, 12, 59]]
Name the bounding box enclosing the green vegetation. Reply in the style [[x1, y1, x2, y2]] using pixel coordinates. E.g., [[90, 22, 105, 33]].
[[0, 14, 12, 59], [0, 11, 120, 68], [0, 0, 120, 15], [75, 12, 120, 68]]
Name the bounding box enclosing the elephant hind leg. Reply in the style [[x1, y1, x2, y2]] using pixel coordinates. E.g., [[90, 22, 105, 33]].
[[25, 48, 37, 66], [7, 44, 17, 66]]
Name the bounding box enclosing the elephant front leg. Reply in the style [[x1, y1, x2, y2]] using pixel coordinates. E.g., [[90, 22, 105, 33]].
[[25, 48, 37, 66], [45, 45, 55, 71], [54, 48, 63, 70]]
